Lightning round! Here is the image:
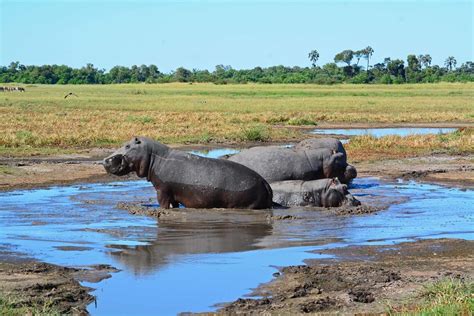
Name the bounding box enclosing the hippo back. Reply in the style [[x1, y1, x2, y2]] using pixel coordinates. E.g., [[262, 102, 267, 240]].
[[295, 138, 347, 163], [228, 146, 313, 183]]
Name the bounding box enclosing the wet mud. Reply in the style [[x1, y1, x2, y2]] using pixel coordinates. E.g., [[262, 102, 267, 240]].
[[218, 238, 474, 315]]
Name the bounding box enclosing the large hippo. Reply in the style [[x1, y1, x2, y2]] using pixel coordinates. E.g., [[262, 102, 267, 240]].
[[295, 138, 347, 162], [295, 138, 357, 183], [228, 146, 348, 183], [271, 178, 361, 207], [103, 137, 273, 209]]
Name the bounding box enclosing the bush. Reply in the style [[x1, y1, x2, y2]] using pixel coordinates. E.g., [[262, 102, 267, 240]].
[[240, 125, 269, 142], [287, 117, 317, 126]]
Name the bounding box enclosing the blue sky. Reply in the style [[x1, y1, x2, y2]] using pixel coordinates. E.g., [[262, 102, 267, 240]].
[[1, 0, 472, 72]]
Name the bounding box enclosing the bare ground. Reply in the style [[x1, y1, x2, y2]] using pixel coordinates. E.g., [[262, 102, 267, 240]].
[[216, 238, 474, 315]]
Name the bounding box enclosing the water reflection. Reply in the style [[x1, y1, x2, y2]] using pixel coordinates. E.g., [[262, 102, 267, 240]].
[[109, 210, 272, 274]]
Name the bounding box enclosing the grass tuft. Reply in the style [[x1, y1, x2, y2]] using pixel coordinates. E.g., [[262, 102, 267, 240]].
[[387, 278, 474, 315], [240, 125, 269, 142]]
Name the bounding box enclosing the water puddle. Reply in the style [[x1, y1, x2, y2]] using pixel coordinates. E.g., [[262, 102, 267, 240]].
[[188, 148, 239, 158], [310, 127, 457, 138], [0, 171, 472, 314]]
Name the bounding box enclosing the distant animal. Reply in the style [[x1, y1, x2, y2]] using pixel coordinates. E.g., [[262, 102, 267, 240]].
[[0, 87, 4, 92], [103, 137, 273, 209], [64, 92, 78, 99], [17, 87, 25, 92]]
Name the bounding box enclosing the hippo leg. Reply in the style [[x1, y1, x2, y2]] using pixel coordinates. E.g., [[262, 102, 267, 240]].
[[157, 190, 172, 209], [171, 201, 180, 208]]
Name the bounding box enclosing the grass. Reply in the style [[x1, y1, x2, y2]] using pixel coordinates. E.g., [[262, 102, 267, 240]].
[[0, 83, 473, 156], [388, 278, 474, 315], [0, 295, 60, 316], [346, 127, 474, 161]]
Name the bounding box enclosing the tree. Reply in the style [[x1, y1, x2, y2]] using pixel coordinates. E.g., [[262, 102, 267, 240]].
[[407, 55, 421, 72], [418, 54, 432, 68], [334, 50, 354, 66], [354, 50, 364, 66], [308, 50, 320, 67], [444, 56, 457, 71], [174, 67, 192, 82], [362, 46, 374, 70], [387, 59, 405, 79]]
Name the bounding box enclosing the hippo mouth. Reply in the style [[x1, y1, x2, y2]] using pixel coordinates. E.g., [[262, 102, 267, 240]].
[[103, 154, 131, 176], [344, 193, 361, 207]]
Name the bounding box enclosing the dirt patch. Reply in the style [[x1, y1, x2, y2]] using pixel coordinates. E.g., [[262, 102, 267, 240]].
[[0, 261, 118, 314], [218, 239, 474, 315], [356, 154, 474, 188]]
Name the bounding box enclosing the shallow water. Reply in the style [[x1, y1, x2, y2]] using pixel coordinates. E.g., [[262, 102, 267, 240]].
[[0, 173, 472, 314], [310, 127, 457, 138]]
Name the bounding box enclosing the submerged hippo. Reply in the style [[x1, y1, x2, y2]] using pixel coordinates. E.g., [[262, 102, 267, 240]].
[[271, 178, 361, 207], [103, 137, 273, 209], [228, 146, 348, 183], [295, 138, 357, 183]]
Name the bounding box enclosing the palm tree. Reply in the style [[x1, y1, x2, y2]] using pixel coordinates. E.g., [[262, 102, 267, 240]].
[[444, 56, 457, 72], [308, 50, 320, 68], [363, 46, 374, 70]]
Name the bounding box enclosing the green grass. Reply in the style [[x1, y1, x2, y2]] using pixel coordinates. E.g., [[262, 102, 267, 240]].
[[240, 125, 270, 142], [0, 83, 472, 156], [0, 295, 60, 316], [388, 278, 474, 315]]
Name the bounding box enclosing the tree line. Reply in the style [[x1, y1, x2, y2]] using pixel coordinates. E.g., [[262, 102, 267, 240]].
[[1, 48, 472, 84]]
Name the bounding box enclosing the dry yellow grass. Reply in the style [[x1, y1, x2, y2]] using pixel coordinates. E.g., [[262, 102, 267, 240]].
[[0, 83, 472, 156], [347, 128, 474, 161]]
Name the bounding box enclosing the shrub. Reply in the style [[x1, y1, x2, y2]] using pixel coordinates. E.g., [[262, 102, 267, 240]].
[[240, 125, 269, 142]]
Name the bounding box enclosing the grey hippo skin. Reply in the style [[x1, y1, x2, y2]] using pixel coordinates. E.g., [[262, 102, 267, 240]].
[[271, 178, 361, 207], [103, 137, 273, 209], [228, 145, 348, 183], [294, 138, 357, 183], [295, 138, 347, 163]]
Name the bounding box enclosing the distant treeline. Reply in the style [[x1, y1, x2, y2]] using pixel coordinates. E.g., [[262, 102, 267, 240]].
[[1, 49, 473, 84]]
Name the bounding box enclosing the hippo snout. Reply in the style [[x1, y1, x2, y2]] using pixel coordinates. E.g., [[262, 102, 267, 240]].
[[103, 154, 127, 175], [345, 193, 361, 206]]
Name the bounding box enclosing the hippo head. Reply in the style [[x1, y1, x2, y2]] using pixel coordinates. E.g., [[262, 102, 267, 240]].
[[321, 178, 361, 208], [103, 137, 152, 178], [342, 164, 357, 184]]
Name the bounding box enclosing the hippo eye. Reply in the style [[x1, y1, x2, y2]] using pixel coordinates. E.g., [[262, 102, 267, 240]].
[[126, 145, 130, 149]]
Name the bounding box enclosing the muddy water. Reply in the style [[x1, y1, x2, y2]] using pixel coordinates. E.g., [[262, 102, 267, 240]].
[[311, 127, 457, 138], [0, 157, 472, 314]]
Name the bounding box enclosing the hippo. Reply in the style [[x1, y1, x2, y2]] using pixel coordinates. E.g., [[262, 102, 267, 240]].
[[271, 178, 361, 207], [228, 146, 347, 183], [295, 138, 357, 183], [295, 138, 347, 162], [103, 137, 273, 209]]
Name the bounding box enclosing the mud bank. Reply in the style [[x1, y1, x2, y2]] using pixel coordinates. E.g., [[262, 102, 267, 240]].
[[356, 154, 474, 188], [218, 238, 474, 315], [0, 261, 118, 314]]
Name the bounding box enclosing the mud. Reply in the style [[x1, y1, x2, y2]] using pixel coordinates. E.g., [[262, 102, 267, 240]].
[[356, 154, 474, 188], [0, 261, 118, 314], [218, 238, 474, 315], [116, 201, 381, 219]]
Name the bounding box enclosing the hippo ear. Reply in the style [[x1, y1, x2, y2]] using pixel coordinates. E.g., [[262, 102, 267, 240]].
[[134, 137, 141, 144]]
